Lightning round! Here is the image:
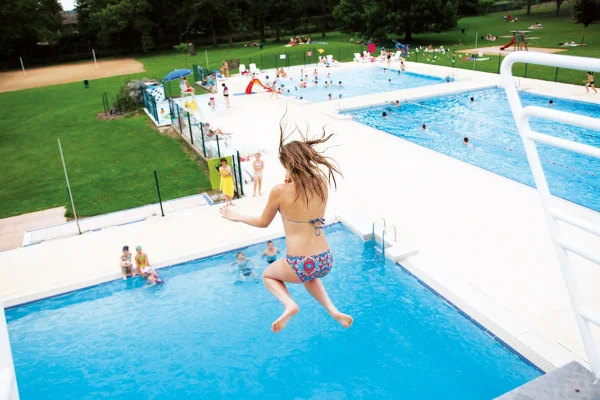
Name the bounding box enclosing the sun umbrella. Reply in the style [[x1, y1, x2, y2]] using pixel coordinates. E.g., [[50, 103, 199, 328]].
[[162, 69, 193, 82]]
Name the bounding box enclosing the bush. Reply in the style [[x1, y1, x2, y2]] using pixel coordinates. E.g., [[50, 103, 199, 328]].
[[112, 81, 143, 113]]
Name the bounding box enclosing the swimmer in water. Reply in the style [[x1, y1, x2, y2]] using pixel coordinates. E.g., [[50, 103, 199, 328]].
[[463, 137, 474, 148], [230, 252, 258, 282], [263, 240, 280, 264], [383, 68, 387, 73], [395, 100, 400, 107], [382, 111, 388, 117], [470, 97, 474, 102], [328, 93, 332, 100], [422, 123, 426, 130], [338, 81, 342, 86], [388, 79, 391, 82], [549, 99, 554, 105], [324, 81, 329, 88]]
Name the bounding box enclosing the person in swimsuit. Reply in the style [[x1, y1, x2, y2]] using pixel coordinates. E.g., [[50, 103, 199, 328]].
[[585, 72, 597, 94], [220, 60, 229, 78], [204, 122, 231, 137], [207, 74, 215, 93], [219, 157, 235, 207], [120, 245, 135, 280], [263, 240, 280, 264], [230, 252, 258, 282], [134, 245, 150, 276], [141, 266, 164, 285], [253, 153, 264, 196], [220, 123, 353, 333], [222, 83, 230, 107]]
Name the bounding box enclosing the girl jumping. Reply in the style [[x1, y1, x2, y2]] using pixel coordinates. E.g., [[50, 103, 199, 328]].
[[220, 119, 353, 333]]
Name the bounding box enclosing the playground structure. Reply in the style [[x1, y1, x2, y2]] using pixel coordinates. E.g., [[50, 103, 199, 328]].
[[245, 78, 271, 94], [142, 83, 172, 126], [500, 31, 529, 51], [392, 40, 410, 57]]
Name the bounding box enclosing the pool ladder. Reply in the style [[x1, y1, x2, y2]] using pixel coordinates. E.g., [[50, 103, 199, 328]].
[[501, 51, 600, 380], [371, 218, 397, 254]]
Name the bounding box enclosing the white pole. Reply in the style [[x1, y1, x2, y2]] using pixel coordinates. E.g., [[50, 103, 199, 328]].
[[205, 50, 209, 70], [58, 139, 82, 235], [473, 32, 478, 71], [19, 57, 26, 76], [92, 49, 98, 68]]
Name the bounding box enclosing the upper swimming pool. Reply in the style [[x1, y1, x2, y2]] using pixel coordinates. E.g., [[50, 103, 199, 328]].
[[6, 224, 540, 399], [346, 88, 600, 212], [280, 65, 446, 102]]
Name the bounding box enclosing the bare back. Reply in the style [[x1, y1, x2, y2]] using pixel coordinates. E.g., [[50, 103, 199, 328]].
[[278, 178, 329, 257]]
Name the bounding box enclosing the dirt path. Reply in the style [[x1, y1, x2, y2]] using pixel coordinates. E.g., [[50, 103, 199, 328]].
[[0, 59, 145, 93]]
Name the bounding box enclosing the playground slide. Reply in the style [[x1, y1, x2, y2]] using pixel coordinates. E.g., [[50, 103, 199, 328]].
[[245, 79, 271, 94], [500, 37, 516, 50]]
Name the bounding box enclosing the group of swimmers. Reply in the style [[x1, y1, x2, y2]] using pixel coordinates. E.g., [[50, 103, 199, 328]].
[[230, 241, 280, 282], [120, 245, 164, 284]]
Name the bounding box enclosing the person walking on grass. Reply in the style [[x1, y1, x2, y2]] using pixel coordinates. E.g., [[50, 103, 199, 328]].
[[253, 153, 264, 196], [219, 157, 235, 207], [585, 72, 597, 94], [220, 117, 353, 333]]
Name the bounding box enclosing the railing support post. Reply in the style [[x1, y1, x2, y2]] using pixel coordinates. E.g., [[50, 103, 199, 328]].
[[154, 170, 165, 217]]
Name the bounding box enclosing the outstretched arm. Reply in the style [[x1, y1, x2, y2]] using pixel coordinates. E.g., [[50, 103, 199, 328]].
[[220, 185, 282, 228]]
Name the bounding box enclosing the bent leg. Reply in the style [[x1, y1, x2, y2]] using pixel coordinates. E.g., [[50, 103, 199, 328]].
[[304, 279, 353, 328], [263, 258, 302, 332]]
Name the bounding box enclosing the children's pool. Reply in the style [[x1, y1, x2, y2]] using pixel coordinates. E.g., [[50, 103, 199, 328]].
[[6, 224, 541, 399], [346, 88, 600, 212], [279, 65, 446, 102]]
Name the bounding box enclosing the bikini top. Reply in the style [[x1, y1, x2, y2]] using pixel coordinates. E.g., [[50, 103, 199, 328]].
[[279, 209, 325, 236]]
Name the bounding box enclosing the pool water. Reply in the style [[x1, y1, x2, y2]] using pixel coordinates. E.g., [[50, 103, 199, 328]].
[[6, 224, 540, 399], [347, 88, 600, 212], [280, 65, 446, 102]]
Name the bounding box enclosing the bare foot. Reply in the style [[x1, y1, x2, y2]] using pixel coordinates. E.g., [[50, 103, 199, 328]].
[[331, 310, 353, 328], [272, 304, 299, 333]]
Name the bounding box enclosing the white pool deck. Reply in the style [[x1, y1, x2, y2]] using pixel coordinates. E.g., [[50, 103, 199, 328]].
[[1, 60, 600, 378]]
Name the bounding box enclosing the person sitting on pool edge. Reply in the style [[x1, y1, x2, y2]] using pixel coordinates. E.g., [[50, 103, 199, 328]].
[[120, 245, 136, 280], [231, 252, 258, 282], [263, 241, 280, 264], [135, 245, 150, 276]]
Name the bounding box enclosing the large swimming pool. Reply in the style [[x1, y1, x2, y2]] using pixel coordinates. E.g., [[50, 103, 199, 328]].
[[6, 224, 540, 399], [280, 65, 446, 102], [347, 88, 600, 212]]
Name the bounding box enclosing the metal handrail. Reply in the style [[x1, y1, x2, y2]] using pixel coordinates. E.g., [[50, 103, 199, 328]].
[[501, 51, 600, 378], [372, 218, 386, 253], [382, 225, 397, 255]]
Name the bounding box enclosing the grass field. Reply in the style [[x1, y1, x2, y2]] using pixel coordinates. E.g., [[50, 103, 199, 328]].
[[0, 7, 598, 219]]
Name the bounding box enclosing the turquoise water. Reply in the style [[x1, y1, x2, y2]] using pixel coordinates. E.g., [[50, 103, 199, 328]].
[[6, 224, 540, 399], [347, 88, 600, 212], [279, 66, 446, 102]]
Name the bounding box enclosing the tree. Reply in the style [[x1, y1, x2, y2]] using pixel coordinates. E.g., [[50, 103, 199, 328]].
[[458, 0, 478, 16], [335, 0, 459, 42], [574, 0, 600, 44], [526, 0, 532, 15], [555, 0, 564, 15], [0, 0, 62, 58]]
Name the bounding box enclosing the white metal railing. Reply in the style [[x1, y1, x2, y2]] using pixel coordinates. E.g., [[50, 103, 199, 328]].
[[501, 52, 600, 379]]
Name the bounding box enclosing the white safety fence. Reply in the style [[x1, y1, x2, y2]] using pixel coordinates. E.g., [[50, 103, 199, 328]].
[[501, 52, 600, 379]]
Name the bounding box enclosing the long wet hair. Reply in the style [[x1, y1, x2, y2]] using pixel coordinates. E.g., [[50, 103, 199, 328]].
[[278, 115, 342, 206]]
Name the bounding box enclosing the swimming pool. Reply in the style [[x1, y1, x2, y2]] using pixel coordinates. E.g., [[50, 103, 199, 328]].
[[281, 65, 446, 102], [6, 224, 541, 399], [347, 88, 600, 212]]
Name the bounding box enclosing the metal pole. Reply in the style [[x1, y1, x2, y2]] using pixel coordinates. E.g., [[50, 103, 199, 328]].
[[554, 67, 559, 82], [200, 123, 206, 157], [187, 112, 193, 144], [153, 170, 165, 217], [260, 54, 263, 70], [19, 57, 26, 76], [524, 63, 528, 78], [232, 157, 240, 199], [205, 50, 209, 70], [216, 135, 221, 157], [177, 105, 182, 133], [58, 139, 81, 234], [497, 53, 502, 74], [237, 151, 244, 196], [92, 49, 98, 68]]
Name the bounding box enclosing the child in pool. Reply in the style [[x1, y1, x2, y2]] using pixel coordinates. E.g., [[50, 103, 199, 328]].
[[142, 266, 164, 285], [263, 241, 280, 264], [231, 252, 258, 282]]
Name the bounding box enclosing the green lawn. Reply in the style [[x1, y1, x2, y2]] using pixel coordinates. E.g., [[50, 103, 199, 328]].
[[0, 9, 598, 219]]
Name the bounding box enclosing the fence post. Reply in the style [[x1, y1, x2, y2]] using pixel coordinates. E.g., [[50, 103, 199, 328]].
[[232, 157, 241, 199], [168, 98, 174, 124], [416, 50, 418, 63], [200, 123, 207, 157], [177, 104, 182, 133], [524, 63, 528, 78], [216, 135, 221, 157], [260, 55, 263, 70], [237, 151, 244, 196], [497, 53, 502, 74], [152, 95, 158, 122], [187, 112, 193, 144], [554, 67, 559, 82], [154, 170, 165, 217]]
